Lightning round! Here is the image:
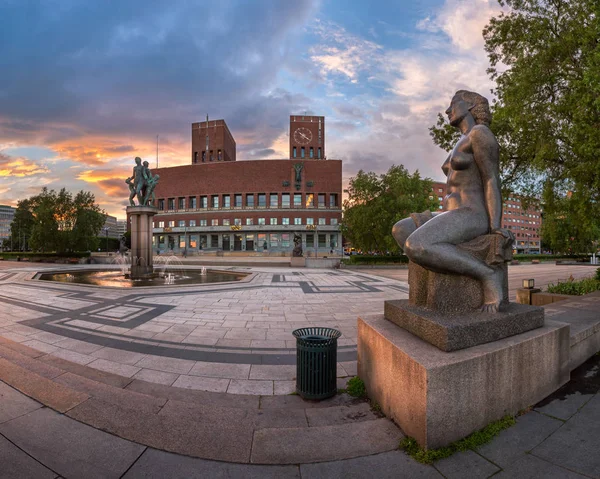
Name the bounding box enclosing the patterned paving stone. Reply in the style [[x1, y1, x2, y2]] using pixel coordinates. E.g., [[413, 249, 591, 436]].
[[0, 268, 408, 392]]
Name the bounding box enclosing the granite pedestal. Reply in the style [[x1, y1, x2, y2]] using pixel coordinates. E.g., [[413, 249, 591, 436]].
[[385, 300, 545, 352], [290, 257, 306, 268], [126, 206, 158, 278], [357, 314, 570, 449]]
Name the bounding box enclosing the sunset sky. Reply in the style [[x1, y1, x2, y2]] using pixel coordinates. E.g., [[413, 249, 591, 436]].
[[0, 0, 503, 219]]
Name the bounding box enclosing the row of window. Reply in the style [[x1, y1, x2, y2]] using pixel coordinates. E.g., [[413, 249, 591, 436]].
[[156, 217, 339, 228], [503, 216, 539, 225], [156, 232, 337, 250], [157, 193, 339, 211], [503, 205, 540, 218], [193, 149, 224, 163], [292, 146, 322, 159], [502, 224, 540, 234]]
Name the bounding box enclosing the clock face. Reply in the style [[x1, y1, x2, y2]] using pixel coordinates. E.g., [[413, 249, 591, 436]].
[[293, 127, 313, 145]]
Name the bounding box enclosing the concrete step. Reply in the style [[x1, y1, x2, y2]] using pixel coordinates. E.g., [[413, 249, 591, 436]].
[[250, 419, 403, 464], [0, 336, 404, 464], [0, 358, 88, 413]]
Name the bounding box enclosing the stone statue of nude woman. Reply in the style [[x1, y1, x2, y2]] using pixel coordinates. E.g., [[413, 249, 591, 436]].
[[392, 90, 513, 313]]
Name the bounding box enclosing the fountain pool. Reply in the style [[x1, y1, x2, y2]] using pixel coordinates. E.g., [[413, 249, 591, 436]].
[[36, 268, 248, 288]]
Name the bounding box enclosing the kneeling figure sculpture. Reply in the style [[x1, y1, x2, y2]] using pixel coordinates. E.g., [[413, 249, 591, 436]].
[[393, 90, 514, 314]]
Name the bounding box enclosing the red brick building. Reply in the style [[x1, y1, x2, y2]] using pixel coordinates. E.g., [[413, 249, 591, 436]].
[[432, 182, 542, 253], [150, 117, 342, 254]]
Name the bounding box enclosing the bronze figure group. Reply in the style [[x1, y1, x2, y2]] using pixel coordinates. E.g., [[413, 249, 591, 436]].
[[126, 157, 160, 207]]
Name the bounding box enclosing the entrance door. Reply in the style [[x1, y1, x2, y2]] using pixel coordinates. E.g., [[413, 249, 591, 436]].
[[222, 235, 230, 250], [234, 234, 243, 251], [246, 234, 254, 251]]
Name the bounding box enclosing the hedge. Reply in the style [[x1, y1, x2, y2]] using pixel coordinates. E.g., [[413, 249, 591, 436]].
[[513, 254, 591, 262], [343, 255, 409, 265], [342, 253, 592, 265], [0, 252, 91, 260]]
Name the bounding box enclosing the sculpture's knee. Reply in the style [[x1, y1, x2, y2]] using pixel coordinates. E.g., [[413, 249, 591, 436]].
[[404, 235, 427, 263], [392, 221, 404, 246], [392, 218, 414, 250]]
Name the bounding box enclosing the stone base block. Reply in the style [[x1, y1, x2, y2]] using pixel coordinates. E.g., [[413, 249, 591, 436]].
[[409, 262, 509, 313], [357, 314, 570, 449], [384, 300, 545, 352], [290, 257, 306, 268]]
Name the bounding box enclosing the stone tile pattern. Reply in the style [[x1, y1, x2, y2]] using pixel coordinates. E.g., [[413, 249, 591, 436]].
[[0, 269, 407, 394]]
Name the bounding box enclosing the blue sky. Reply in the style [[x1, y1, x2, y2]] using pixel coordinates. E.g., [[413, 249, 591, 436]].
[[0, 0, 503, 218]]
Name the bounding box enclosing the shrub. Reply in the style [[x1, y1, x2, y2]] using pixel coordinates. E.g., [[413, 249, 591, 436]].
[[345, 377, 367, 398], [547, 277, 600, 295], [400, 415, 516, 464]]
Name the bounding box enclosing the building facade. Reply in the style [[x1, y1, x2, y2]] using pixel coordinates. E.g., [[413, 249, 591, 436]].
[[116, 220, 128, 238], [0, 205, 15, 249], [149, 117, 342, 255], [191, 119, 236, 164], [432, 182, 542, 253], [102, 215, 120, 238]]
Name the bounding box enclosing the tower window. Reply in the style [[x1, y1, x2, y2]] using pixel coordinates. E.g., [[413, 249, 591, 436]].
[[317, 147, 321, 159], [202, 151, 206, 162], [301, 147, 305, 158], [194, 151, 198, 163], [218, 149, 222, 161], [293, 147, 297, 158], [310, 147, 314, 158]]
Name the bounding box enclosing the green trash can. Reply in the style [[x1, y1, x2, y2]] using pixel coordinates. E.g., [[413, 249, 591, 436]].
[[293, 327, 342, 400]]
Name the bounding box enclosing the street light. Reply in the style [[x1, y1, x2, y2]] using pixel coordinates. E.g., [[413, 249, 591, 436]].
[[306, 224, 317, 258], [103, 227, 109, 255]]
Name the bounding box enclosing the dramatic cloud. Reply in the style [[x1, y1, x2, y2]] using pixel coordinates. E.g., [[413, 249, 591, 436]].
[[0, 153, 49, 177], [0, 0, 504, 217]]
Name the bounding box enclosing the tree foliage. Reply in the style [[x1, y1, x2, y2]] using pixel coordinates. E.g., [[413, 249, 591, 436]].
[[341, 165, 438, 253], [429, 0, 600, 251], [9, 188, 106, 253]]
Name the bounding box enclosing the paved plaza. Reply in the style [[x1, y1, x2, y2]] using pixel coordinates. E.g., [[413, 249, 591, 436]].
[[0, 262, 594, 393], [0, 261, 598, 477]]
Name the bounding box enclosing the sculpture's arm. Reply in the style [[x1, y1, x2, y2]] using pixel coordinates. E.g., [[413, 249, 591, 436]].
[[470, 125, 501, 232], [143, 167, 152, 181]]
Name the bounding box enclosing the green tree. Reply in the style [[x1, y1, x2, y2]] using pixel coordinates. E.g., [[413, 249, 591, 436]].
[[430, 0, 600, 248], [341, 166, 438, 253], [540, 188, 600, 254], [7, 199, 35, 251], [11, 188, 106, 253]]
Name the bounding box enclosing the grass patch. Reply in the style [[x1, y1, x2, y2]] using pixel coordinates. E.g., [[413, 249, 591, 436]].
[[400, 415, 516, 464], [345, 376, 367, 398]]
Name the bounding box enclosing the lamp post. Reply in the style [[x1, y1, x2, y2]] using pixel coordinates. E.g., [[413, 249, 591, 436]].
[[103, 227, 109, 256], [306, 224, 317, 258]]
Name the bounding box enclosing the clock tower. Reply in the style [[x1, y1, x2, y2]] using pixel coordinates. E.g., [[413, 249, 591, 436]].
[[289, 115, 325, 160]]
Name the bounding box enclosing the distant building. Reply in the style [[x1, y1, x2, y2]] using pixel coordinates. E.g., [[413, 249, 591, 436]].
[[432, 182, 542, 254], [116, 220, 127, 237], [102, 215, 120, 238], [0, 205, 15, 249], [147, 115, 342, 255]]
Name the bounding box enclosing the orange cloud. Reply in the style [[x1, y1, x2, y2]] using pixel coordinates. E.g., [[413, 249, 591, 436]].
[[77, 168, 130, 183], [0, 153, 49, 177]]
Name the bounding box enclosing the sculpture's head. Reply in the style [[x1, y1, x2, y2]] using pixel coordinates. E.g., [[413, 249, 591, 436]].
[[143, 161, 149, 167], [446, 90, 491, 127], [135, 157, 142, 165]]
